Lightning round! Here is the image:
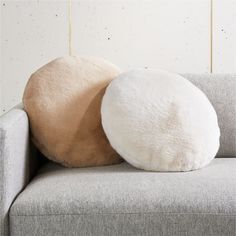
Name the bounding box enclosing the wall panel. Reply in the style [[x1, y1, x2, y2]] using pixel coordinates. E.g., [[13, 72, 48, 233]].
[[213, 0, 236, 73], [72, 0, 210, 72], [0, 0, 235, 115]]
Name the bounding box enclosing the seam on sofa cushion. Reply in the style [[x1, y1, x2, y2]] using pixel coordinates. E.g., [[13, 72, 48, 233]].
[[10, 212, 236, 217]]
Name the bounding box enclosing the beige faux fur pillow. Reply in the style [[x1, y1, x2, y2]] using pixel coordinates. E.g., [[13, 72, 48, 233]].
[[23, 56, 122, 167]]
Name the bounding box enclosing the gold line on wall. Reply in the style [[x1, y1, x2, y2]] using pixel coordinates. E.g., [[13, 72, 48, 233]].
[[210, 0, 213, 73], [68, 0, 72, 56]]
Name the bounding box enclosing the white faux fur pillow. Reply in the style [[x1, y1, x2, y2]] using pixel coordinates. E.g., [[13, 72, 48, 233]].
[[101, 69, 220, 171]]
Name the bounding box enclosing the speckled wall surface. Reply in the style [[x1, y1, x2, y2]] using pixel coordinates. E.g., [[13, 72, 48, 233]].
[[0, 0, 236, 115]]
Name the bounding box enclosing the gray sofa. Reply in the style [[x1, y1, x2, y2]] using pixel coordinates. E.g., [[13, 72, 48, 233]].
[[0, 74, 236, 236]]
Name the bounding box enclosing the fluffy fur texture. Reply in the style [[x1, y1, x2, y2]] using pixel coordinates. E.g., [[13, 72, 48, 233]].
[[101, 69, 220, 171], [23, 56, 122, 167]]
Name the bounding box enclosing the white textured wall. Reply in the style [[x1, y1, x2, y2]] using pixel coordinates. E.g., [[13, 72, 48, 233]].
[[0, 0, 236, 115]]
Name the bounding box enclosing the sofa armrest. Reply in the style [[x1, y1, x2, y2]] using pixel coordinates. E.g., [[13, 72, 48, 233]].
[[0, 104, 39, 236]]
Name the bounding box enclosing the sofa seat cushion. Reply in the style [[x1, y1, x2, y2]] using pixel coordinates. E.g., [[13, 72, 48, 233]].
[[10, 158, 236, 236]]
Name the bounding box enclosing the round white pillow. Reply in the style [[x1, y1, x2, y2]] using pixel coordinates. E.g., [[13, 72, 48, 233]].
[[101, 69, 220, 171]]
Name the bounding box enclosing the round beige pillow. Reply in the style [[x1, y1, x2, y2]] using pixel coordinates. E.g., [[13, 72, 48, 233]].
[[23, 56, 122, 167]]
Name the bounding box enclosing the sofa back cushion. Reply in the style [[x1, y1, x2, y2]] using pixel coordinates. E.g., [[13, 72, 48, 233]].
[[183, 74, 236, 157]]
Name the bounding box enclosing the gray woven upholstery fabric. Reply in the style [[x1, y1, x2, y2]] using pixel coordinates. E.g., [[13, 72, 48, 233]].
[[182, 74, 236, 157], [10, 158, 236, 236], [0, 104, 39, 236], [2, 74, 236, 235]]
